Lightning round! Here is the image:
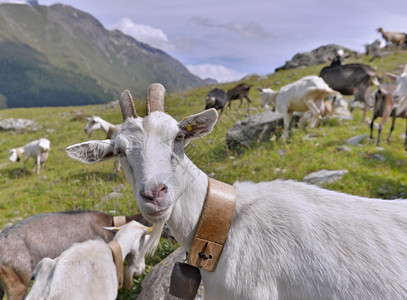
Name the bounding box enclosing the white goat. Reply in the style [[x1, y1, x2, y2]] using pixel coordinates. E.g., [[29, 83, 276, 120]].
[[377, 27, 406, 49], [26, 221, 149, 300], [84, 116, 121, 174], [67, 84, 407, 300], [387, 64, 407, 114], [9, 138, 50, 174], [258, 75, 339, 138]]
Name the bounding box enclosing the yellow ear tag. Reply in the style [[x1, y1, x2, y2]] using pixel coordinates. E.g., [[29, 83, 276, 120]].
[[186, 124, 193, 131], [147, 227, 153, 233]]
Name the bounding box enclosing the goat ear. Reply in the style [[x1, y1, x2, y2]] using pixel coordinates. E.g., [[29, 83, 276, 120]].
[[66, 140, 115, 164], [178, 108, 218, 144], [386, 72, 398, 81]]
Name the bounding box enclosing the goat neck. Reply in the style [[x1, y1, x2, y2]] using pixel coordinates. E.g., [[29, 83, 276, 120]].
[[166, 158, 208, 251]]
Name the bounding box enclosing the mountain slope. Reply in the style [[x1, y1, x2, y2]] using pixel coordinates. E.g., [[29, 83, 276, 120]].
[[0, 3, 206, 108]]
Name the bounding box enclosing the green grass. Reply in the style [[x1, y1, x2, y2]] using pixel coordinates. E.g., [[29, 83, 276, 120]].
[[1, 51, 407, 297]]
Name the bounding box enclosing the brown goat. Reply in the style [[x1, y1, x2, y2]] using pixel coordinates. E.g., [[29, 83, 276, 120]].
[[370, 84, 407, 150], [226, 83, 252, 110], [377, 27, 406, 50], [0, 210, 171, 300]]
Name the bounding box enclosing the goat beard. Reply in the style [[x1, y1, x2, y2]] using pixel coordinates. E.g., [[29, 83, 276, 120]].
[[141, 222, 165, 257]]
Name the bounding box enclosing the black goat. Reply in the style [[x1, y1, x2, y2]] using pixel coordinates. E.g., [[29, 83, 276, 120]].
[[320, 63, 379, 122], [205, 88, 227, 114]]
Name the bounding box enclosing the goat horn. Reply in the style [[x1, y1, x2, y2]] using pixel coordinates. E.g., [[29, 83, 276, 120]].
[[120, 90, 138, 120], [146, 83, 166, 115]]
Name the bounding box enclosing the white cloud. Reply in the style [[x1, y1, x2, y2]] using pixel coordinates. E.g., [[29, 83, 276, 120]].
[[0, 0, 37, 4], [109, 18, 173, 52], [187, 63, 246, 83]]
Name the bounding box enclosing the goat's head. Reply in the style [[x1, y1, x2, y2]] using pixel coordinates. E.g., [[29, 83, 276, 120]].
[[9, 149, 19, 162], [67, 84, 218, 226], [84, 116, 102, 137], [387, 65, 407, 104], [257, 87, 278, 108]]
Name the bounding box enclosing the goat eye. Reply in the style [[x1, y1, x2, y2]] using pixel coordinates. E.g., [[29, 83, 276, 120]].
[[115, 148, 125, 156], [175, 133, 184, 142]]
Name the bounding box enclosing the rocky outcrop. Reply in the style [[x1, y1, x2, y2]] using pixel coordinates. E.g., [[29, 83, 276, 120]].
[[302, 169, 349, 186], [275, 44, 355, 71], [226, 111, 285, 150], [138, 247, 204, 300], [0, 118, 39, 131]]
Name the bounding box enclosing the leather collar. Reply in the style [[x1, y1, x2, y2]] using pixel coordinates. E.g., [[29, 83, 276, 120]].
[[15, 148, 22, 162], [113, 215, 126, 227], [187, 178, 236, 272], [108, 240, 124, 289]]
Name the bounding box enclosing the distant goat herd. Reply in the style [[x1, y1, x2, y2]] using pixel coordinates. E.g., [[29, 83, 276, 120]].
[[2, 45, 407, 299]]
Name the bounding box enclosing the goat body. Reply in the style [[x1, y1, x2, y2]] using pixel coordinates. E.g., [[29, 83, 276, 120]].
[[226, 83, 252, 110], [369, 84, 407, 149], [258, 75, 338, 138], [320, 63, 379, 122], [26, 221, 148, 300], [9, 138, 50, 175], [66, 85, 407, 299], [205, 88, 227, 114], [0, 210, 152, 300], [377, 27, 406, 49]]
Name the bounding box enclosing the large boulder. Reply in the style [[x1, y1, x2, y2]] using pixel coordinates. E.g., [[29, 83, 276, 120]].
[[138, 247, 204, 300], [275, 44, 356, 71], [0, 118, 39, 131], [226, 111, 284, 150]]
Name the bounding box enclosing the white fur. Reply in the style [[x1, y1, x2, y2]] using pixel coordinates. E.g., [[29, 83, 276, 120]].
[[26, 221, 148, 300], [388, 65, 407, 115], [9, 138, 50, 174], [84, 116, 122, 174], [67, 107, 407, 299], [258, 76, 339, 138]]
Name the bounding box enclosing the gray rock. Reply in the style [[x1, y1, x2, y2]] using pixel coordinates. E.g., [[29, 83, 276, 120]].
[[337, 145, 351, 153], [347, 134, 368, 146], [371, 154, 386, 162], [138, 247, 204, 300], [332, 97, 353, 120], [302, 169, 348, 186], [226, 111, 284, 149], [0, 118, 38, 131], [275, 44, 357, 71]]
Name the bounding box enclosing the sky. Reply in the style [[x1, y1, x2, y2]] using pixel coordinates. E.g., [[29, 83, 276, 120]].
[[4, 0, 407, 82]]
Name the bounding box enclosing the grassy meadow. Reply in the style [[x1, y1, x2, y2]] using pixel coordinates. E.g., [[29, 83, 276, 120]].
[[1, 51, 407, 297]]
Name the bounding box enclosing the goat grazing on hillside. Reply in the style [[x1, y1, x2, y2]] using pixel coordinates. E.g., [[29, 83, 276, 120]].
[[226, 83, 252, 111], [26, 221, 149, 300], [84, 116, 121, 173], [387, 64, 407, 106], [205, 88, 227, 115], [369, 84, 407, 149], [67, 83, 407, 299], [320, 63, 380, 122], [9, 138, 50, 175], [377, 27, 406, 50], [258, 75, 339, 138], [0, 210, 165, 300]]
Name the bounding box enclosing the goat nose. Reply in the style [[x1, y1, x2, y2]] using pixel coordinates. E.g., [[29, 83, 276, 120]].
[[140, 184, 168, 202]]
